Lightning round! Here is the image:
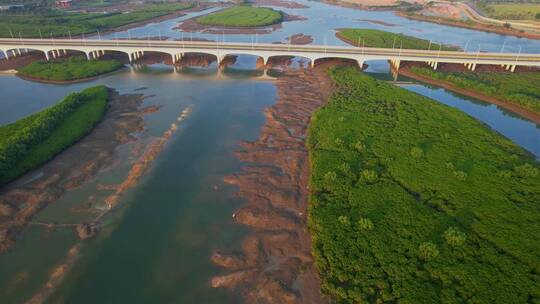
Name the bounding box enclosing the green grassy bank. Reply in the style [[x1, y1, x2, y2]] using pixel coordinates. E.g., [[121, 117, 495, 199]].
[[17, 57, 123, 82], [307, 67, 540, 303], [409, 67, 540, 115], [0, 86, 109, 186], [0, 2, 193, 38], [337, 28, 458, 50], [196, 6, 283, 27]]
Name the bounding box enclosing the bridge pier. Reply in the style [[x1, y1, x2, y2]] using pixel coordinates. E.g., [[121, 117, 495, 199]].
[[389, 59, 400, 70], [261, 56, 268, 67]]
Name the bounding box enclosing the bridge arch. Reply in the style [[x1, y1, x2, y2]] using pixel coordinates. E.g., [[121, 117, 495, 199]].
[[179, 52, 219, 68], [267, 55, 313, 70]]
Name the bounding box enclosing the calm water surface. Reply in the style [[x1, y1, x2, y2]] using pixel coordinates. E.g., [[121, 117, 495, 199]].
[[1, 1, 540, 302]]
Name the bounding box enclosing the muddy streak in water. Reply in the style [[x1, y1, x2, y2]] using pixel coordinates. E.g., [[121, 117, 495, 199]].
[[0, 90, 148, 252], [273, 34, 314, 45], [23, 108, 190, 304], [211, 62, 348, 303]]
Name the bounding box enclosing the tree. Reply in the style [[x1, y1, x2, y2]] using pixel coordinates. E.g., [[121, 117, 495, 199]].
[[418, 242, 439, 261]]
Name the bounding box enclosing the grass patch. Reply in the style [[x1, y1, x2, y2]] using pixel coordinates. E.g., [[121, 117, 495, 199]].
[[0, 86, 109, 185], [409, 67, 540, 114], [337, 28, 458, 50], [0, 2, 194, 38], [17, 57, 123, 81], [196, 5, 283, 27], [486, 4, 540, 20], [307, 67, 540, 303]]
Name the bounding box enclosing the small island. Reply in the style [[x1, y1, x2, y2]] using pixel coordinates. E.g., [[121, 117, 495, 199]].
[[0, 86, 109, 185], [196, 6, 283, 27], [336, 28, 458, 50], [307, 67, 540, 303], [17, 57, 123, 83]]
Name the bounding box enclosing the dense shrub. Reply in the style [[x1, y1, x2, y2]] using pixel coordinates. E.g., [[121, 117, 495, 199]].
[[196, 6, 283, 27], [337, 28, 459, 50], [308, 67, 540, 303], [18, 57, 123, 81], [0, 86, 109, 185]]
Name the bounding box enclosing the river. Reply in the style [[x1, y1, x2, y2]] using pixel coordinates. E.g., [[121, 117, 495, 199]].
[[0, 1, 539, 303]]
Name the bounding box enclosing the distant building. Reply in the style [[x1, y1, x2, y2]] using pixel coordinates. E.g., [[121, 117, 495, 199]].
[[55, 0, 73, 8]]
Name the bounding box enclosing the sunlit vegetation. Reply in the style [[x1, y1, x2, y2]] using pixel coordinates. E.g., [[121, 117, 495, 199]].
[[337, 29, 458, 50], [485, 3, 540, 20], [0, 86, 109, 185], [307, 67, 540, 303], [196, 5, 283, 27], [0, 2, 194, 38], [18, 57, 123, 81], [410, 66, 540, 114]]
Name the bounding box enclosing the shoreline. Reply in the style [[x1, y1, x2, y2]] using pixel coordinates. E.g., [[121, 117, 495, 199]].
[[321, 0, 408, 12], [175, 11, 305, 35], [397, 12, 540, 40], [210, 63, 340, 303], [0, 90, 148, 252], [399, 66, 540, 125], [15, 66, 127, 85], [71, 4, 213, 39]]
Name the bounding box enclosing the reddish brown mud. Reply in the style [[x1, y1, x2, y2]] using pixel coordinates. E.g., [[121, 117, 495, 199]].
[[210, 61, 353, 303], [273, 34, 313, 45], [0, 90, 148, 252]]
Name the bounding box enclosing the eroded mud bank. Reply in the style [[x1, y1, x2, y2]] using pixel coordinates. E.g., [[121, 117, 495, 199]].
[[0, 90, 166, 252], [211, 62, 345, 303]]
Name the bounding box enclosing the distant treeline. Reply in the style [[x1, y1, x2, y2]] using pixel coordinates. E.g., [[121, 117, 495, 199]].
[[0, 2, 194, 38], [410, 67, 540, 114]]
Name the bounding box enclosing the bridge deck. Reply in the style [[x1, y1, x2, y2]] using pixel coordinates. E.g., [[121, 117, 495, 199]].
[[1, 38, 539, 68]]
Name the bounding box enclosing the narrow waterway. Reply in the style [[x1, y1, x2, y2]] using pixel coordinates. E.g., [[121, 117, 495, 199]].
[[1, 0, 540, 302]]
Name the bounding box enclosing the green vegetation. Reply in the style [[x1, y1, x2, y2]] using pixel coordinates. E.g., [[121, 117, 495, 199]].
[[307, 67, 540, 303], [0, 86, 109, 185], [337, 29, 458, 50], [196, 5, 283, 27], [17, 57, 123, 81], [410, 66, 540, 114], [0, 2, 194, 38], [485, 3, 540, 20]]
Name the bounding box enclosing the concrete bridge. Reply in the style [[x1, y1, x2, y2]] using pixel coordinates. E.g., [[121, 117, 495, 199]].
[[1, 38, 540, 72]]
